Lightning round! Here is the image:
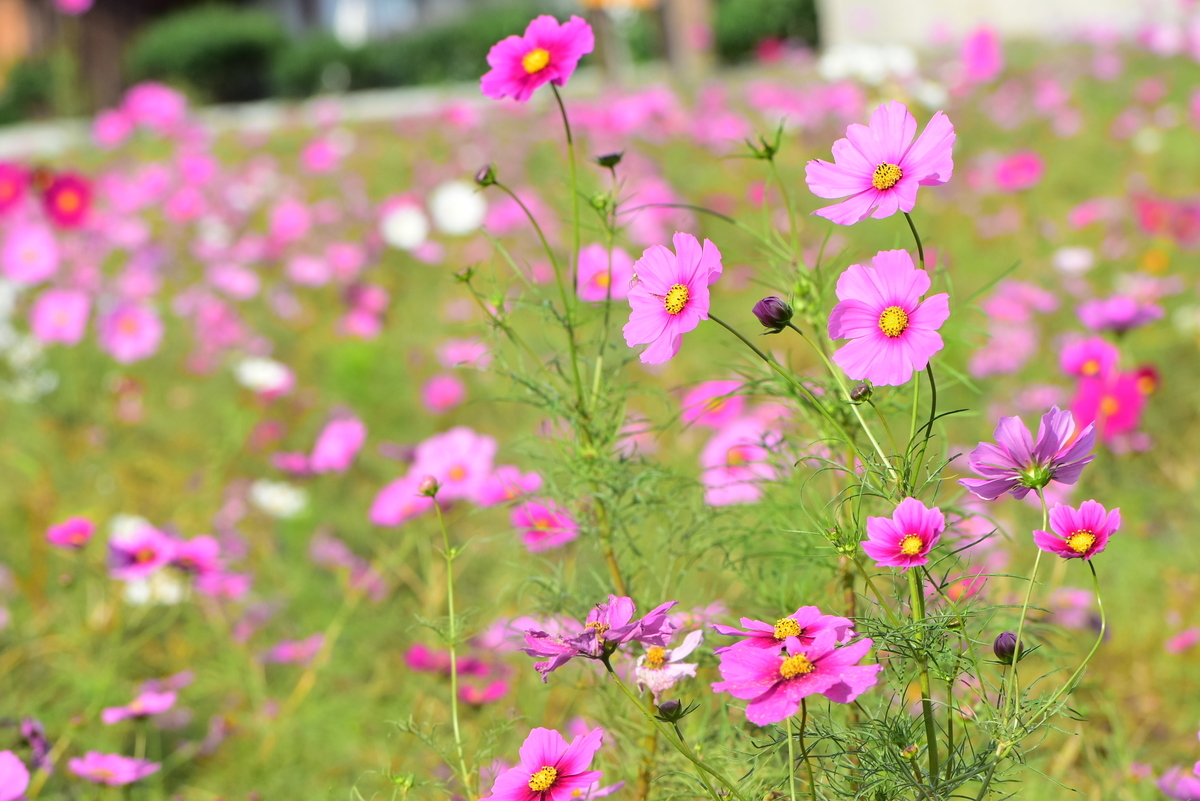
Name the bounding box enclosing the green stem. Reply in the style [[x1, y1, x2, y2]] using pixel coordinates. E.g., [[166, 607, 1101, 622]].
[[673, 723, 721, 801], [551, 84, 581, 293], [904, 211, 926, 270], [1006, 491, 1048, 720], [868, 399, 900, 457], [769, 157, 801, 265], [434, 501, 472, 796], [974, 759, 999, 801], [799, 701, 816, 800], [853, 558, 902, 627], [907, 569, 939, 782], [786, 716, 797, 801], [911, 364, 938, 490]]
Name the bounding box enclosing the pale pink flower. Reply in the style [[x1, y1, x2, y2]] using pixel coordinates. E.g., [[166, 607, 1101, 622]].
[[512, 500, 579, 552], [309, 416, 367, 473], [577, 244, 634, 302], [68, 752, 159, 785], [681, 379, 744, 428], [2, 224, 59, 284], [30, 288, 90, 345], [422, 373, 467, 415], [101, 691, 177, 724], [98, 303, 164, 363]]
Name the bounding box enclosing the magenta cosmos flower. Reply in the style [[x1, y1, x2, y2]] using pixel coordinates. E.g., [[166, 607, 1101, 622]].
[[475, 465, 542, 507], [959, 406, 1096, 501], [827, 249, 950, 386], [522, 595, 677, 680], [171, 534, 222, 576], [1032, 500, 1120, 560], [309, 416, 367, 473], [1077, 294, 1163, 334], [511, 500, 578, 552], [1160, 762, 1200, 801], [0, 163, 27, 214], [0, 751, 29, 801], [47, 515, 95, 550], [68, 752, 160, 785], [712, 630, 882, 725], [480, 15, 594, 103], [712, 605, 854, 652], [862, 497, 945, 570], [481, 727, 603, 801], [623, 232, 723, 364], [98, 303, 164, 364], [101, 690, 177, 725], [108, 526, 176, 581], [43, 173, 91, 228], [805, 100, 955, 225]]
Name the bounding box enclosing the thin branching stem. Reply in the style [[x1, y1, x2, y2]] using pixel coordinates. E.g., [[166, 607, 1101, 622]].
[[433, 500, 472, 796]]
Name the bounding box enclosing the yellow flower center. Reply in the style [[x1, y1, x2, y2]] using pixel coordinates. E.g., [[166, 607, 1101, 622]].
[[528, 766, 558, 792], [448, 465, 467, 481], [663, 283, 689, 315], [773, 617, 801, 640], [1137, 375, 1156, 395], [522, 48, 551, 74], [878, 306, 909, 338], [779, 653, 816, 679], [1066, 529, 1096, 554], [1081, 359, 1100, 376], [872, 163, 903, 191], [899, 534, 924, 556], [585, 621, 610, 634], [594, 271, 611, 287], [134, 547, 157, 563], [1100, 397, 1119, 416], [644, 646, 666, 669]]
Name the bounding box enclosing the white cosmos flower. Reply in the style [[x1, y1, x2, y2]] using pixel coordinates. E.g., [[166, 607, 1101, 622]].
[[1052, 246, 1095, 275], [233, 357, 293, 395], [250, 479, 308, 519], [380, 202, 430, 251], [429, 180, 486, 236]]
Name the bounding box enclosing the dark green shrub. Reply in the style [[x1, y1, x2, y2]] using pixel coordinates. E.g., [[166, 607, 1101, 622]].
[[713, 0, 818, 62], [0, 59, 54, 125], [127, 5, 287, 103], [272, 35, 390, 98]]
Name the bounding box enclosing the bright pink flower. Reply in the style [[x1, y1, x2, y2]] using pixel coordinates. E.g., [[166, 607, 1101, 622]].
[[269, 198, 311, 244], [522, 596, 677, 679], [43, 173, 91, 228], [512, 500, 578, 552], [108, 526, 175, 581], [262, 633, 325, 665], [422, 373, 467, 415], [699, 418, 777, 506], [480, 15, 595, 103], [54, 0, 93, 16], [101, 690, 177, 724], [862, 497, 945, 570], [309, 416, 367, 473], [960, 407, 1095, 501], [712, 606, 854, 651], [480, 727, 604, 801], [623, 232, 723, 364], [681, 380, 744, 428], [164, 185, 206, 223], [0, 163, 27, 214], [68, 752, 159, 785], [1033, 500, 1119, 560], [171, 535, 222, 577], [961, 27, 1004, 83], [1159, 763, 1200, 801], [993, 151, 1043, 192], [805, 101, 954, 225], [577, 244, 634, 302], [437, 338, 492, 369], [1070, 373, 1146, 443], [635, 629, 703, 701], [123, 82, 187, 133], [1060, 337, 1119, 378], [827, 249, 950, 386], [301, 137, 341, 173], [1166, 627, 1200, 654], [460, 679, 510, 705], [207, 263, 260, 300], [370, 474, 436, 527], [2, 224, 59, 284], [47, 516, 95, 549], [476, 465, 543, 507], [327, 242, 366, 280], [1077, 295, 1163, 333], [98, 303, 163, 363], [712, 630, 881, 724], [287, 254, 331, 287], [0, 751, 29, 801], [411, 426, 497, 502], [93, 109, 133, 149], [30, 288, 90, 344], [968, 323, 1037, 378]]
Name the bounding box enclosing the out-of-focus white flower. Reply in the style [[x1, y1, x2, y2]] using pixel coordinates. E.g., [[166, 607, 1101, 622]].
[[818, 43, 917, 85], [912, 80, 949, 110], [110, 514, 152, 537], [250, 479, 308, 519], [123, 571, 188, 606], [233, 357, 294, 396], [380, 201, 430, 250], [1173, 305, 1200, 334], [1132, 127, 1163, 155], [429, 180, 487, 236], [1052, 246, 1095, 275]]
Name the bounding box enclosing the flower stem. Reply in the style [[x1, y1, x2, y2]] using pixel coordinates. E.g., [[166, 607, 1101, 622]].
[[595, 498, 628, 597], [768, 156, 801, 265], [904, 211, 926, 270], [786, 715, 798, 801], [799, 701, 817, 800], [907, 568, 939, 782], [1007, 491, 1048, 721], [551, 84, 581, 294], [434, 501, 472, 796]]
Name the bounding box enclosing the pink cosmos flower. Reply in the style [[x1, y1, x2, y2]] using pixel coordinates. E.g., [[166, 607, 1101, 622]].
[[171, 535, 222, 576], [437, 338, 492, 369], [43, 173, 91, 228], [635, 629, 703, 701], [681, 379, 744, 428], [422, 373, 467, 415], [47, 516, 95, 549], [1060, 337, 1119, 378], [1070, 373, 1146, 444], [108, 526, 176, 581], [699, 418, 777, 506], [269, 198, 312, 245], [195, 570, 252, 600], [827, 249, 950, 386], [101, 690, 177, 724], [993, 151, 1044, 192], [68, 752, 160, 785], [0, 751, 29, 801], [30, 288, 90, 345], [301, 137, 341, 173], [369, 473, 436, 527], [522, 596, 678, 680], [309, 416, 367, 473], [460, 679, 510, 705], [2, 224, 59, 284], [98, 303, 164, 363], [480, 16, 595, 103], [475, 466, 543, 507], [411, 426, 497, 502], [511, 500, 578, 552], [1166, 627, 1200, 654], [712, 606, 854, 652], [1159, 763, 1200, 801], [961, 27, 1004, 83], [1032, 500, 1120, 560], [623, 232, 723, 364], [959, 407, 1095, 501], [0, 163, 28, 214], [480, 727, 604, 801], [805, 101, 955, 225], [577, 244, 634, 302], [1077, 295, 1163, 333], [712, 630, 882, 725], [93, 108, 133, 149], [287, 254, 331, 287], [262, 633, 325, 666], [862, 497, 945, 570]]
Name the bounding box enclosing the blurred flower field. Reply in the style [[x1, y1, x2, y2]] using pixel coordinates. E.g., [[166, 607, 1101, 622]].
[[1, 20, 1199, 801]]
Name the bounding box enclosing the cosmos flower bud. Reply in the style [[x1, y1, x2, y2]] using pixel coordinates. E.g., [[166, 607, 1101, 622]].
[[474, 164, 496, 188], [992, 632, 1024, 665], [752, 296, 793, 333], [595, 151, 623, 168], [416, 475, 440, 497], [850, 383, 873, 403], [901, 744, 920, 761]]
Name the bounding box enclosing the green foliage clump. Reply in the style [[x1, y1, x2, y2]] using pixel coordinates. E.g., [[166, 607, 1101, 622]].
[[0, 59, 54, 125], [127, 4, 287, 103], [713, 0, 819, 61]]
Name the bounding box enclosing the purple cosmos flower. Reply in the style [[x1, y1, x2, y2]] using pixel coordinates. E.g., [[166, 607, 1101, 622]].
[[480, 727, 604, 801], [480, 16, 595, 103], [623, 232, 723, 364], [711, 630, 882, 725], [20, 718, 51, 774], [634, 629, 703, 702], [827, 249, 950, 386], [0, 751, 29, 801], [101, 690, 177, 725], [1032, 500, 1120, 560], [959, 406, 1096, 501], [1159, 762, 1200, 801], [712, 606, 854, 652], [68, 752, 160, 785], [862, 497, 945, 570], [108, 526, 176, 581], [805, 100, 955, 225], [1077, 294, 1163, 334]]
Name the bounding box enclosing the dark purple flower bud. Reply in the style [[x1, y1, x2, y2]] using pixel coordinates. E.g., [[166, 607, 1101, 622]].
[[850, 382, 873, 403], [417, 475, 440, 497], [595, 151, 623, 169], [752, 296, 793, 333], [993, 631, 1024, 665]]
